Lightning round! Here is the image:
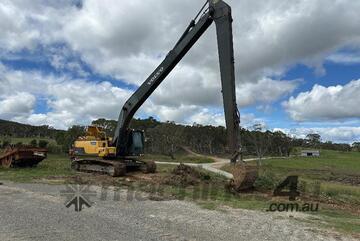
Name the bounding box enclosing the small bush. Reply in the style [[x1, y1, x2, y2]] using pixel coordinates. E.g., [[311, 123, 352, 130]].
[[38, 140, 49, 148], [254, 172, 278, 191], [47, 143, 63, 154], [2, 140, 10, 148], [61, 144, 71, 153], [30, 139, 38, 147], [15, 142, 23, 147], [324, 190, 337, 198]]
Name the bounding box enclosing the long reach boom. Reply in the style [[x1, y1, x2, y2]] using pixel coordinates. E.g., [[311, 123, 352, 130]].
[[113, 0, 241, 162]]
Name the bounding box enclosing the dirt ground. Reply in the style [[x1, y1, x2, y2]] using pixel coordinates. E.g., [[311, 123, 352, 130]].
[[39, 164, 220, 189], [1, 181, 358, 241]]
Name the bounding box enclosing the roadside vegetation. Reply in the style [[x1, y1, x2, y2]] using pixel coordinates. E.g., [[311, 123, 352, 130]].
[[0, 154, 73, 183], [0, 137, 63, 154]]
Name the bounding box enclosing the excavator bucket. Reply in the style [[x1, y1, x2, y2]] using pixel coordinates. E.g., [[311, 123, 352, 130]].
[[227, 163, 259, 191]]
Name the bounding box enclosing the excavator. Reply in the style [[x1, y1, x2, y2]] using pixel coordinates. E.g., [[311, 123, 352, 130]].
[[70, 0, 258, 190]]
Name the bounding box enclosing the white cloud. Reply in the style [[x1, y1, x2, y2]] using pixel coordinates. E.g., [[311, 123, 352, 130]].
[[327, 52, 360, 64], [0, 61, 269, 129], [46, 80, 131, 120], [274, 127, 360, 144], [56, 0, 360, 84], [55, 0, 360, 116], [151, 65, 222, 108], [0, 64, 132, 129], [283, 80, 360, 121], [187, 111, 265, 129], [0, 0, 76, 51], [0, 92, 36, 119], [48, 46, 89, 77], [187, 110, 225, 127], [2, 0, 360, 80], [13, 112, 76, 130], [237, 78, 300, 107], [3, 0, 357, 113], [237, 0, 360, 76], [143, 103, 200, 124]]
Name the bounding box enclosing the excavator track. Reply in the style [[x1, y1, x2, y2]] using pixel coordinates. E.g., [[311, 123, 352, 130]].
[[71, 158, 156, 177], [0, 146, 47, 168]]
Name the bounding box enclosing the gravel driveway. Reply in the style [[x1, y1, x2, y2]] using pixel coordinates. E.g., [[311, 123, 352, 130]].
[[0, 181, 355, 241]]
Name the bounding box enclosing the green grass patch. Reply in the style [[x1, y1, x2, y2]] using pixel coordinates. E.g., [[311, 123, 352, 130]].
[[0, 154, 73, 182], [319, 182, 360, 205], [262, 150, 360, 177], [313, 208, 360, 235]]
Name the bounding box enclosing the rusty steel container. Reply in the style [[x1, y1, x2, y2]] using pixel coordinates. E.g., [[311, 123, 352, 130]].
[[0, 146, 47, 168]]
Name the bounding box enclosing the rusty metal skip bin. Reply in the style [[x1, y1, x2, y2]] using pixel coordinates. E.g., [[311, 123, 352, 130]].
[[0, 145, 47, 168]]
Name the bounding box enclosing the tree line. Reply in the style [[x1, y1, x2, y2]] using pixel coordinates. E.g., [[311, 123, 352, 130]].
[[85, 118, 359, 158], [0, 119, 63, 138], [1, 118, 358, 156]]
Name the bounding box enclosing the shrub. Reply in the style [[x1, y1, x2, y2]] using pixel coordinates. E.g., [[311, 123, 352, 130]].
[[38, 140, 49, 148], [254, 172, 278, 191], [47, 143, 63, 154], [2, 137, 11, 148], [30, 139, 38, 147], [15, 142, 23, 147]]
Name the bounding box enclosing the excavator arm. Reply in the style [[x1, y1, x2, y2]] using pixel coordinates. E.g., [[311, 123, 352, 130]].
[[113, 0, 241, 162]]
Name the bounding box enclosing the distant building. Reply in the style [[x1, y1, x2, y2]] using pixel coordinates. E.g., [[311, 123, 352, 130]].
[[301, 150, 320, 157]]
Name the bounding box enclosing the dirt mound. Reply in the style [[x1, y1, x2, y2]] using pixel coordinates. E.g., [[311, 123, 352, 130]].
[[163, 164, 210, 187]]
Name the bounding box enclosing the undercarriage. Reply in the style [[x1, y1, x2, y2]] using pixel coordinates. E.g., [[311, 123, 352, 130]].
[[70, 157, 156, 177]]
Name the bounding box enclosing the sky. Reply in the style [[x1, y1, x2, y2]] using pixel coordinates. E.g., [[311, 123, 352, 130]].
[[0, 0, 359, 144]]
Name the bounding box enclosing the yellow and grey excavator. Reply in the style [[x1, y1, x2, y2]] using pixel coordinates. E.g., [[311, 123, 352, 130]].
[[70, 0, 257, 190]]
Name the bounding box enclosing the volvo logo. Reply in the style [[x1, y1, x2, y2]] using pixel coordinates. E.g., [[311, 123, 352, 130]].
[[147, 67, 164, 85]]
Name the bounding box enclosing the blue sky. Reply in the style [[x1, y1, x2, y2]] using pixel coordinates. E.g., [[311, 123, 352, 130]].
[[242, 62, 360, 129], [0, 0, 359, 144]]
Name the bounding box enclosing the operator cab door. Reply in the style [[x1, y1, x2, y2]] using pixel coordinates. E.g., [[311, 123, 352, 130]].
[[128, 130, 145, 156]]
